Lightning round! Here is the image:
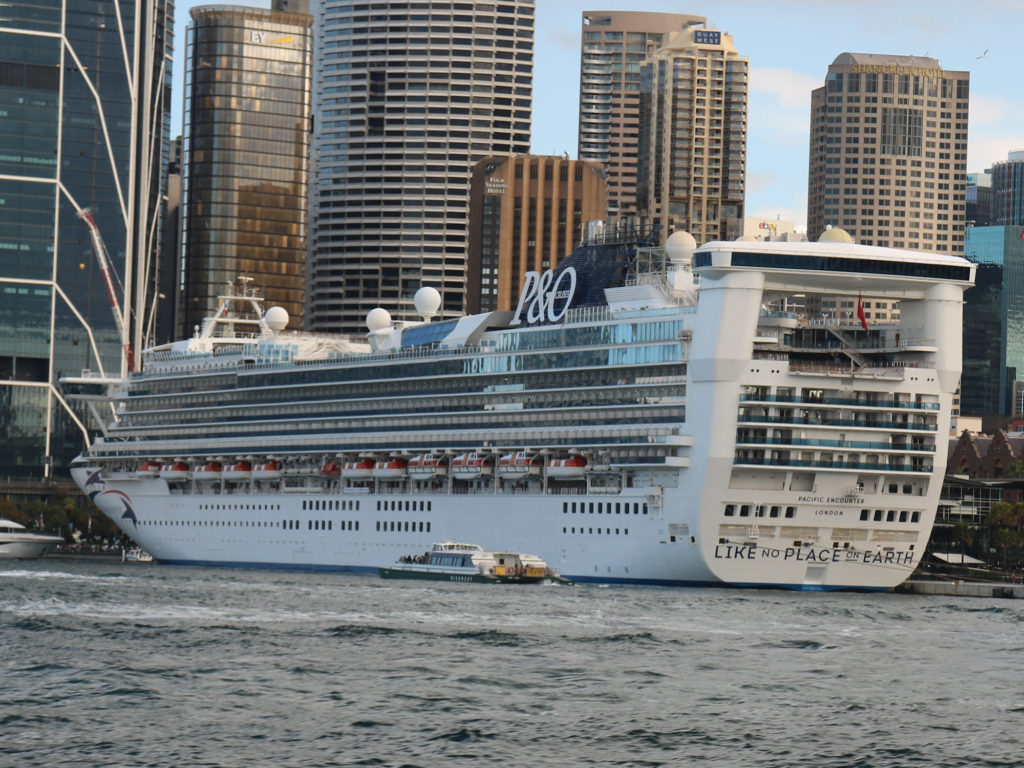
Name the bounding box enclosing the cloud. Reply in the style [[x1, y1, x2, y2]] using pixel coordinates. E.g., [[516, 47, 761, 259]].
[[749, 67, 820, 108]]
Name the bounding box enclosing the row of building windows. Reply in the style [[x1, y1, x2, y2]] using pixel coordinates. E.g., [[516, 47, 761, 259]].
[[725, 504, 797, 518], [377, 499, 432, 512], [563, 501, 647, 515], [302, 499, 360, 511], [308, 519, 359, 530], [376, 520, 431, 532], [562, 527, 629, 535]]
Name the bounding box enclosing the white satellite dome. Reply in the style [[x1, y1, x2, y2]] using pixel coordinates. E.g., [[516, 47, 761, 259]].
[[263, 306, 289, 331], [413, 286, 442, 317], [665, 230, 697, 264], [366, 307, 392, 332]]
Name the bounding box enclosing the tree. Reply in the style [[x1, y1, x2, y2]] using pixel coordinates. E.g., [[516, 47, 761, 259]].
[[951, 521, 976, 560]]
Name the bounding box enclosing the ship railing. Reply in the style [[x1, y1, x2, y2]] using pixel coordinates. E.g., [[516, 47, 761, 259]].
[[736, 415, 938, 431], [736, 436, 935, 451], [733, 457, 933, 472], [739, 394, 941, 410]]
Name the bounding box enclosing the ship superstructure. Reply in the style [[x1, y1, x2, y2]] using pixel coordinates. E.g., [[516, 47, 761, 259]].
[[68, 232, 974, 589]]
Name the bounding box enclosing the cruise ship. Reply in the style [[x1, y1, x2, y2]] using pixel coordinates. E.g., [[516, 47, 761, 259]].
[[67, 230, 974, 590]]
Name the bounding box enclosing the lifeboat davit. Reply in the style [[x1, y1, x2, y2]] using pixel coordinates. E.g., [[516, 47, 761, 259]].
[[192, 461, 223, 481], [252, 459, 282, 481], [223, 460, 252, 482], [497, 451, 541, 479], [373, 457, 408, 479], [451, 452, 492, 480], [341, 458, 375, 479], [321, 461, 342, 477], [408, 453, 448, 478], [135, 460, 161, 478], [159, 461, 190, 482], [546, 455, 587, 478]]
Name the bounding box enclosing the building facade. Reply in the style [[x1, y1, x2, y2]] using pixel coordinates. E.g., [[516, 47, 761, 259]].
[[578, 10, 704, 223], [807, 53, 970, 254], [966, 169, 992, 227], [310, 0, 535, 334], [990, 151, 1024, 226], [962, 225, 1024, 418], [180, 3, 313, 335], [0, 0, 172, 482], [466, 155, 606, 313], [637, 25, 748, 245]]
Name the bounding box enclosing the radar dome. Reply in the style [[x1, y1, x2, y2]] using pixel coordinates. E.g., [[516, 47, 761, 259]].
[[366, 307, 392, 332], [414, 286, 442, 316], [665, 230, 697, 264], [264, 306, 289, 331], [818, 226, 854, 244]]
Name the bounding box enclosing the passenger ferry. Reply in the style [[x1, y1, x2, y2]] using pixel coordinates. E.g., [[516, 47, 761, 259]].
[[66, 230, 974, 590]]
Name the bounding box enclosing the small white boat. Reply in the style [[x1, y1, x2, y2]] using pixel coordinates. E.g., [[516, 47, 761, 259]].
[[134, 460, 161, 478], [341, 458, 375, 479], [222, 460, 252, 481], [0, 519, 64, 559], [159, 461, 190, 482], [547, 455, 587, 478], [407, 453, 448, 478], [373, 457, 408, 479], [252, 459, 282, 480], [379, 541, 571, 584], [192, 461, 222, 481], [450, 452, 492, 480], [123, 546, 154, 563], [497, 451, 541, 479]]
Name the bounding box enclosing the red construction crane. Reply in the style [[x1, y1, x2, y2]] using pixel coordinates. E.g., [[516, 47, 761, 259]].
[[76, 208, 135, 373]]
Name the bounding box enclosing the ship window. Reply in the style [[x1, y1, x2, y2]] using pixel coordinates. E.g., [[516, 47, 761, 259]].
[[860, 509, 870, 521], [785, 506, 796, 518], [356, 521, 360, 530], [427, 502, 431, 511], [899, 511, 908, 522], [756, 506, 766, 518], [643, 504, 648, 515], [563, 527, 567, 533], [589, 503, 594, 514], [589, 528, 593, 534], [886, 510, 895, 522], [770, 506, 780, 518], [903, 484, 912, 494], [724, 504, 735, 517], [888, 483, 898, 493], [874, 510, 883, 521], [625, 528, 629, 535], [739, 505, 750, 517], [376, 521, 381, 531], [563, 503, 567, 513], [616, 503, 621, 514], [302, 501, 307, 510], [426, 522, 430, 532], [376, 501, 381, 511], [911, 511, 920, 522]]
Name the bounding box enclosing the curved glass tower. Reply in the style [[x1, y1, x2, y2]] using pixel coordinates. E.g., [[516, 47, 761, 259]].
[[181, 4, 313, 334], [310, 0, 535, 334]]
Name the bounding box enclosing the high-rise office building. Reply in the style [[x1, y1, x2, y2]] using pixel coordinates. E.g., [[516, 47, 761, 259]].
[[990, 151, 1024, 225], [807, 53, 970, 254], [180, 2, 313, 335], [466, 154, 606, 313], [309, 0, 535, 334], [637, 25, 748, 244], [578, 11, 705, 222], [962, 225, 1024, 417], [0, 0, 172, 483], [966, 170, 991, 227]]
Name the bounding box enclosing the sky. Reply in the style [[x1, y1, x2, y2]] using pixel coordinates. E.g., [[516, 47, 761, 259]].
[[173, 0, 1024, 227]]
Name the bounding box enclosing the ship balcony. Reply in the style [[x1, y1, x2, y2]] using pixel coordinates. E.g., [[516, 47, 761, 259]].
[[732, 454, 933, 475], [734, 435, 935, 454], [739, 393, 940, 411], [736, 413, 937, 432]]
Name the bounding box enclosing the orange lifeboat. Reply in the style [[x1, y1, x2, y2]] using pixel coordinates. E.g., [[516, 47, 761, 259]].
[[159, 461, 190, 482], [341, 458, 375, 479], [496, 451, 541, 479], [192, 460, 223, 481], [252, 459, 282, 481], [135, 460, 161, 478], [546, 455, 587, 478], [373, 457, 408, 479], [321, 461, 342, 477], [407, 453, 448, 478], [223, 460, 252, 482], [450, 452, 492, 480]]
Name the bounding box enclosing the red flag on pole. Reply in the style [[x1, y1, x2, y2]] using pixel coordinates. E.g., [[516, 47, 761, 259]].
[[857, 292, 868, 331]]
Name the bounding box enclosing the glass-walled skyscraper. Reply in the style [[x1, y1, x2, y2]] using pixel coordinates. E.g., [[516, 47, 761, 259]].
[[0, 0, 172, 482], [180, 3, 313, 334], [310, 0, 535, 334]]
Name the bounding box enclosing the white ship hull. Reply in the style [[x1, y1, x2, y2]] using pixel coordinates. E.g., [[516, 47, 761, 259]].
[[67, 239, 974, 591]]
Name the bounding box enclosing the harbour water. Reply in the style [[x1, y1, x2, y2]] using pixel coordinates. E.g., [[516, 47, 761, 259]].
[[3, 559, 1022, 767]]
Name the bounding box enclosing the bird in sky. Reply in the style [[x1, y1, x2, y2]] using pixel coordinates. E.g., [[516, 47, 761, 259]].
[[977, 48, 989, 59]]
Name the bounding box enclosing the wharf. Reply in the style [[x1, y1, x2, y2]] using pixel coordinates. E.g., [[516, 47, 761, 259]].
[[897, 580, 1024, 599]]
